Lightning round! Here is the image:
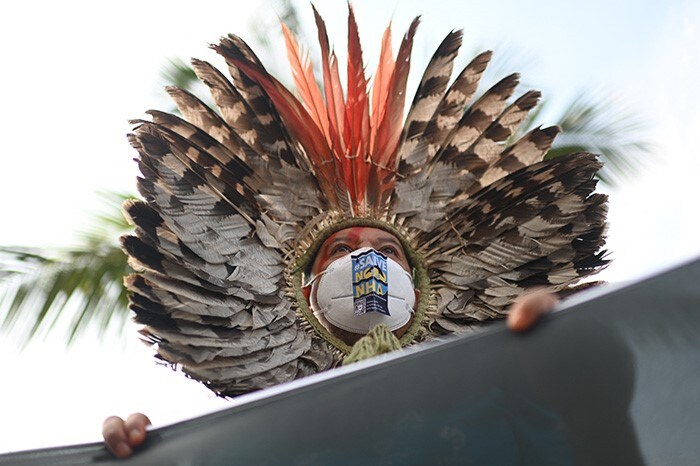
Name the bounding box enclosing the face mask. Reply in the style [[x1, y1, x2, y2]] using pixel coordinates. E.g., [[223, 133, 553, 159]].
[[310, 247, 416, 334]]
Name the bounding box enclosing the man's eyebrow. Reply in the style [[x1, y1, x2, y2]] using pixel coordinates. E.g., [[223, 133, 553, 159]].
[[323, 235, 351, 251], [376, 236, 403, 250], [323, 233, 403, 251]]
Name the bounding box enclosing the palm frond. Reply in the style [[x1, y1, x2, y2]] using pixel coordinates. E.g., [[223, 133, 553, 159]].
[[161, 57, 199, 90], [0, 191, 135, 347], [520, 93, 651, 185], [460, 46, 650, 186], [159, 58, 211, 114], [253, 0, 303, 50]]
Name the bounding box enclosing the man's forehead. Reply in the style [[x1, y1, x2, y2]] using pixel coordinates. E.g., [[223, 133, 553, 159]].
[[323, 227, 402, 246], [308, 225, 413, 276], [329, 227, 364, 243]]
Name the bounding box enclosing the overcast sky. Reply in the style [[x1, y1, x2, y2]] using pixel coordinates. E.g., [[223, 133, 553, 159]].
[[1, 0, 699, 454]]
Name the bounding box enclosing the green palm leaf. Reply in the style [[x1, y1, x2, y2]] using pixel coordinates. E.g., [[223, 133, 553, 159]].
[[0, 192, 134, 347], [519, 93, 650, 186]]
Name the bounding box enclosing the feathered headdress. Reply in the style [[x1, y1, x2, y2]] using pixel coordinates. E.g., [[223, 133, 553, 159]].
[[122, 4, 608, 396]]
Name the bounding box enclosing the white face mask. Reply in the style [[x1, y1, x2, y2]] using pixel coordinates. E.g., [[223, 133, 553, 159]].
[[309, 247, 416, 334]]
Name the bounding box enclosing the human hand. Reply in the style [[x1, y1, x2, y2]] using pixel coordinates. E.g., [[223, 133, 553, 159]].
[[102, 413, 151, 459], [507, 289, 559, 332]]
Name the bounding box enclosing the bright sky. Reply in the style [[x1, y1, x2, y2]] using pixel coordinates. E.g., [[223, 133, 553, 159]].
[[1, 0, 699, 454]]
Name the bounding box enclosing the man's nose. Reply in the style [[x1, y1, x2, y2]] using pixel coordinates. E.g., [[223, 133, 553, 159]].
[[357, 240, 375, 250]]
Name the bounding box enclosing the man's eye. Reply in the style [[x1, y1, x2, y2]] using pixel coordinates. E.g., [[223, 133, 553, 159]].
[[332, 245, 352, 254], [381, 246, 398, 256]]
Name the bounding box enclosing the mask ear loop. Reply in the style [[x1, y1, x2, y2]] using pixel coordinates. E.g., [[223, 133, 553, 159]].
[[304, 246, 373, 294], [303, 269, 326, 288], [305, 269, 327, 314], [384, 257, 417, 320], [305, 247, 374, 316]]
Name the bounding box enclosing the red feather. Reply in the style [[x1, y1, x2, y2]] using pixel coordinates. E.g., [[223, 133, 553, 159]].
[[214, 38, 342, 207], [313, 5, 346, 157], [374, 16, 420, 170], [280, 21, 331, 148], [370, 23, 395, 154], [344, 3, 371, 206], [214, 5, 418, 215]]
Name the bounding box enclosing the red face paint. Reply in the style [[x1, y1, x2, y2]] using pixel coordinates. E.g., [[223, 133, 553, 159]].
[[310, 227, 411, 276], [341, 227, 363, 244]]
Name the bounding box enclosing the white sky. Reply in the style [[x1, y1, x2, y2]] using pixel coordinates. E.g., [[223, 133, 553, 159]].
[[1, 0, 699, 454]]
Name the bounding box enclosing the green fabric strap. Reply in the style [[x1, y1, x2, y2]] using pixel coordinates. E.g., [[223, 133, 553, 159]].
[[343, 324, 402, 365]]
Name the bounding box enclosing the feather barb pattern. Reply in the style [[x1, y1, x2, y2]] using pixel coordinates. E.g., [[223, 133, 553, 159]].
[[219, 3, 419, 216]]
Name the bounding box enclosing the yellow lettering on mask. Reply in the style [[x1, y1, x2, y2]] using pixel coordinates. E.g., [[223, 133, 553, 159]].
[[359, 267, 388, 283], [365, 281, 376, 294]]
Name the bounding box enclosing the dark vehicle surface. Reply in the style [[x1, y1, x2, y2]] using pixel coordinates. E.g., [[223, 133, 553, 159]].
[[3, 257, 700, 465]]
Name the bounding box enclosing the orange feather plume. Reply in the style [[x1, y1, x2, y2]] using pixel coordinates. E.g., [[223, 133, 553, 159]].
[[313, 5, 346, 157], [225, 3, 419, 215], [280, 21, 331, 149], [374, 17, 420, 169], [370, 23, 395, 153]]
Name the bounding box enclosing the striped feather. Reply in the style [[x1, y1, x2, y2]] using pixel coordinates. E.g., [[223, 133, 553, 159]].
[[213, 36, 300, 166], [397, 30, 463, 162], [425, 154, 607, 331], [399, 50, 492, 173], [468, 125, 560, 195], [434, 72, 520, 168]]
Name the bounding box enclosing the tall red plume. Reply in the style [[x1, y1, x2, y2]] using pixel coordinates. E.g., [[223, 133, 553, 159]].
[[370, 23, 395, 154], [313, 5, 345, 157], [344, 3, 370, 207], [374, 17, 420, 169], [214, 37, 341, 207], [221, 3, 419, 216], [280, 21, 330, 147]]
